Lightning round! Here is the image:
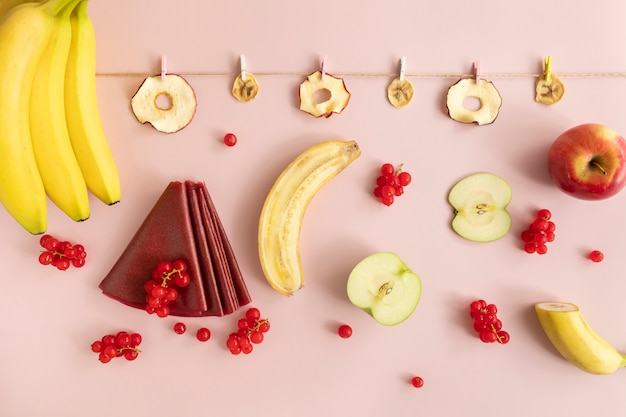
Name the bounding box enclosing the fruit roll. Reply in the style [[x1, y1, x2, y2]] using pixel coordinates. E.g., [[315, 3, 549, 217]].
[[198, 182, 251, 308], [185, 182, 224, 316], [99, 181, 209, 316]]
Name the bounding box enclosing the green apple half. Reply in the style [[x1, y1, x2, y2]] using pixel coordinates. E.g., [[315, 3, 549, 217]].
[[448, 172, 512, 242], [346, 252, 422, 326]]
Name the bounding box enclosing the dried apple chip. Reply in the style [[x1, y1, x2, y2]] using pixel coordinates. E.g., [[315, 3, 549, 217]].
[[299, 71, 351, 118], [446, 78, 502, 125], [131, 74, 197, 133]]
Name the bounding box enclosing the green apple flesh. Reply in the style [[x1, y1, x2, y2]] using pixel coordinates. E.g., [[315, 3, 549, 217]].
[[448, 172, 512, 242], [346, 252, 421, 326]]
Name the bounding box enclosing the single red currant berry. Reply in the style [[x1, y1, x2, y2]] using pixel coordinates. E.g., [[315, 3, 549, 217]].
[[381, 163, 395, 177], [224, 133, 237, 146], [520, 230, 534, 243], [241, 344, 254, 354], [537, 209, 552, 220], [373, 186, 383, 198], [115, 332, 131, 347], [175, 272, 190, 287], [91, 341, 103, 353], [338, 324, 352, 339], [156, 261, 173, 275], [479, 329, 497, 343], [173, 322, 186, 334], [496, 331, 511, 344], [155, 305, 170, 318], [43, 237, 59, 251], [394, 185, 404, 196], [250, 331, 264, 344], [245, 307, 261, 323], [38, 251, 54, 265], [196, 327, 211, 342], [376, 175, 387, 186], [130, 333, 142, 347], [258, 320, 270, 333], [71, 258, 86, 268], [381, 196, 394, 206], [589, 250, 604, 263], [536, 244, 548, 255], [172, 259, 187, 272], [398, 171, 412, 186], [39, 234, 53, 248], [411, 376, 424, 388], [123, 349, 139, 361], [546, 221, 556, 233], [98, 353, 112, 364], [56, 259, 71, 271], [530, 219, 548, 232], [523, 242, 537, 254]]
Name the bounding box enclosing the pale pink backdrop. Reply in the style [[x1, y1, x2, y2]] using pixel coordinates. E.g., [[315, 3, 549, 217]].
[[2, 1, 626, 416]]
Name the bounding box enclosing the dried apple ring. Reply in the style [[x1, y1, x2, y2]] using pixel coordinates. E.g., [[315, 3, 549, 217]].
[[299, 71, 351, 118], [232, 71, 260, 102], [445, 78, 502, 125], [131, 74, 197, 133]]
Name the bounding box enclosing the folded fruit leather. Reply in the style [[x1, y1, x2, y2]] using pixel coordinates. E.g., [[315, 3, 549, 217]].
[[99, 180, 251, 316]]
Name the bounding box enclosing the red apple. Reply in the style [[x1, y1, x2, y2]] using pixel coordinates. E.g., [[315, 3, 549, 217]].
[[547, 123, 626, 200]]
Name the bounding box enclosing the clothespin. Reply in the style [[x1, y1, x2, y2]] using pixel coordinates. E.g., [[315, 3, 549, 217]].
[[161, 55, 167, 81], [399, 56, 407, 82], [473, 60, 481, 86], [240, 54, 247, 81], [543, 56, 553, 82], [321, 55, 327, 80]]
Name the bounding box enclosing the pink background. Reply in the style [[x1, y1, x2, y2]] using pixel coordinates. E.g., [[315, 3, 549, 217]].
[[2, 1, 626, 416]]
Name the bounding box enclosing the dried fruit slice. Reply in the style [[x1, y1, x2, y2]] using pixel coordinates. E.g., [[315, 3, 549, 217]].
[[446, 78, 502, 125], [232, 71, 260, 102], [130, 74, 197, 133], [299, 71, 350, 118], [535, 75, 565, 105], [387, 78, 414, 108]]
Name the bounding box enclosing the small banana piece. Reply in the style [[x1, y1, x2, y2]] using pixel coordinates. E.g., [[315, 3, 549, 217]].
[[64, 0, 121, 205], [258, 140, 361, 296], [232, 71, 259, 102], [30, 0, 90, 222], [535, 75, 565, 105], [387, 77, 414, 108], [0, 0, 73, 233], [535, 302, 626, 375]]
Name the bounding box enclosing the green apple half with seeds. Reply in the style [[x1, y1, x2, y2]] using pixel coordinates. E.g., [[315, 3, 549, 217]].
[[448, 172, 512, 242], [346, 252, 421, 326]]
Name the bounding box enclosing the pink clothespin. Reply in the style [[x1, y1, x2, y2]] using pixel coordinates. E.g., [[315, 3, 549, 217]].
[[161, 55, 167, 81], [473, 60, 481, 86], [321, 55, 327, 80]]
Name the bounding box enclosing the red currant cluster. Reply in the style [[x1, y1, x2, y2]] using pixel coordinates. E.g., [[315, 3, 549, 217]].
[[226, 307, 270, 355], [90, 331, 142, 363], [373, 163, 412, 206], [38, 234, 87, 270], [145, 259, 191, 318], [521, 208, 555, 254], [470, 300, 510, 344]]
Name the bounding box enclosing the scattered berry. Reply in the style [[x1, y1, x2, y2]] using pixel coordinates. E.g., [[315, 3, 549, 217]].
[[373, 163, 412, 206], [520, 209, 555, 255], [589, 250, 604, 263], [37, 234, 87, 270], [91, 331, 142, 363], [196, 327, 211, 342], [411, 376, 424, 388], [469, 300, 510, 345], [223, 133, 237, 147], [173, 322, 187, 335], [338, 324, 352, 339], [226, 307, 270, 355], [144, 259, 190, 318]]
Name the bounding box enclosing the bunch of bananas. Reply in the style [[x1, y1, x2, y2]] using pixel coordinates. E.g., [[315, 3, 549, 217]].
[[0, 0, 120, 234]]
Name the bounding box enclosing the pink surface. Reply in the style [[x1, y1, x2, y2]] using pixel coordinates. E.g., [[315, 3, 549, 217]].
[[2, 1, 626, 416]]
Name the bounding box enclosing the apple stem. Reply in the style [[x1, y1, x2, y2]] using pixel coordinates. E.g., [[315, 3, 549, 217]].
[[590, 160, 607, 176]]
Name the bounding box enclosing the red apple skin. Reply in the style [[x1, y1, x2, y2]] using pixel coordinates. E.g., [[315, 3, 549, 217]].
[[547, 123, 626, 200]]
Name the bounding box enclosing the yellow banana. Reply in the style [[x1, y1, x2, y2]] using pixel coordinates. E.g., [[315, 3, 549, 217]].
[[535, 301, 626, 375], [65, 0, 121, 205], [0, 0, 75, 234], [30, 0, 90, 222], [258, 140, 361, 296], [0, 0, 43, 19]]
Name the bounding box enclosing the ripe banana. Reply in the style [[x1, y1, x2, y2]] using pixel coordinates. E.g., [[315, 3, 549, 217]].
[[535, 302, 626, 375], [30, 0, 90, 222], [258, 140, 361, 296], [0, 0, 75, 234], [65, 0, 121, 205]]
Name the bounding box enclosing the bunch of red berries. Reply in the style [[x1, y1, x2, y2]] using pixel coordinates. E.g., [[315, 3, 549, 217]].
[[470, 299, 510, 344], [38, 234, 87, 270], [90, 331, 142, 363], [145, 259, 191, 318], [373, 163, 412, 206], [521, 209, 555, 255], [226, 307, 270, 355]]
